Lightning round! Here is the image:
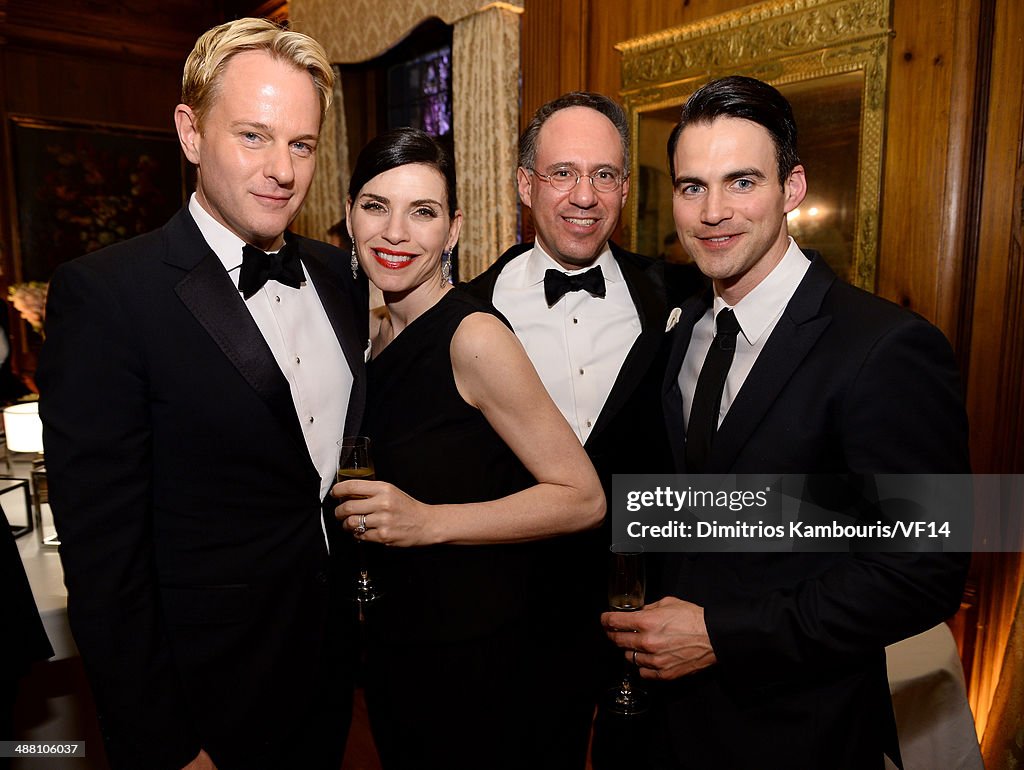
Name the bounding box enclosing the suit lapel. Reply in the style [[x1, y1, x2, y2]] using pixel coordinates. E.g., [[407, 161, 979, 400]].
[[587, 248, 667, 444], [302, 253, 366, 437], [662, 292, 711, 470], [710, 255, 836, 470], [166, 211, 307, 453]]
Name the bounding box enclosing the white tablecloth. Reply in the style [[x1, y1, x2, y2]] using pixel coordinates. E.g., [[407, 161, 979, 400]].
[[885, 624, 984, 770]]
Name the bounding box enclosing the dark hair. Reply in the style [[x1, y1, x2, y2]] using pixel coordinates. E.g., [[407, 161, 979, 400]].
[[348, 128, 457, 214], [519, 91, 630, 172], [667, 76, 800, 184]]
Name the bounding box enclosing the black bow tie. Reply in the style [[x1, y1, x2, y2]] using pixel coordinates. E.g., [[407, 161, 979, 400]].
[[544, 266, 606, 306], [238, 241, 304, 299]]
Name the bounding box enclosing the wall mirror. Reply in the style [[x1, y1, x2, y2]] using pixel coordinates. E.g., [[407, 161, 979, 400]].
[[617, 0, 893, 290]]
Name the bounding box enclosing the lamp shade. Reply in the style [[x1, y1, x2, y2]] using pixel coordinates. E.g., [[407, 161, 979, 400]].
[[4, 402, 44, 453]]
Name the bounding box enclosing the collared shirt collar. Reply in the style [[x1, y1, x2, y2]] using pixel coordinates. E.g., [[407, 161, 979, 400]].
[[712, 237, 809, 345], [523, 241, 623, 287], [188, 194, 249, 281]]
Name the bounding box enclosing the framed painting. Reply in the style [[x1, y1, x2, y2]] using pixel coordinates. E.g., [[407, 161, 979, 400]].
[[616, 0, 893, 290], [7, 116, 186, 281]]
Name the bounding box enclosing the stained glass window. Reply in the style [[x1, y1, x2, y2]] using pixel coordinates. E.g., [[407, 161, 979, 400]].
[[387, 46, 452, 137]]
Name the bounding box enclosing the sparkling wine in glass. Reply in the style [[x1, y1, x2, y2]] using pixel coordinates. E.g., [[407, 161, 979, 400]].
[[337, 436, 380, 615], [605, 542, 649, 716]]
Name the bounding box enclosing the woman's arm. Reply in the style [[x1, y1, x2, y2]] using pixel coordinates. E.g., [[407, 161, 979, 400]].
[[334, 311, 605, 545]]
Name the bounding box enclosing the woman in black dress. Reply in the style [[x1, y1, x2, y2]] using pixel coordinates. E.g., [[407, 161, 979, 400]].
[[333, 128, 604, 769]]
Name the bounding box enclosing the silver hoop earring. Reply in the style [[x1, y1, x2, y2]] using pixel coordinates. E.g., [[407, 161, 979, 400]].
[[350, 244, 359, 280], [441, 249, 452, 286]]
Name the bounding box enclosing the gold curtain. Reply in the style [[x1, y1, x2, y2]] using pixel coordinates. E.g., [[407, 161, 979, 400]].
[[452, 4, 521, 279], [291, 0, 511, 62], [289, 1, 523, 278], [291, 64, 349, 242]]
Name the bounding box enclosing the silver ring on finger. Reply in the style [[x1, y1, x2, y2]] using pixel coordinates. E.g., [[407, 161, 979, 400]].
[[355, 514, 367, 535], [632, 649, 639, 667]]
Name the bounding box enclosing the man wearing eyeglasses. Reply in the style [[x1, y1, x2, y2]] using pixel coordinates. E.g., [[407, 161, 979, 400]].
[[466, 91, 671, 769]]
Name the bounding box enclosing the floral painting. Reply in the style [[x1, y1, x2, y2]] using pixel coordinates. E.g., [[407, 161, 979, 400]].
[[9, 117, 186, 281]]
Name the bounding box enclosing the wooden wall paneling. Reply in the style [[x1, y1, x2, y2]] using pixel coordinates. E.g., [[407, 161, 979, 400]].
[[585, 0, 627, 103], [236, 0, 289, 23], [936, 0, 990, 359], [1, 0, 219, 64], [962, 0, 1024, 743], [964, 0, 1024, 476], [562, 0, 587, 95], [979, 551, 1024, 762], [877, 0, 963, 327], [521, 0, 585, 132], [4, 48, 182, 130], [974, 553, 1024, 746]]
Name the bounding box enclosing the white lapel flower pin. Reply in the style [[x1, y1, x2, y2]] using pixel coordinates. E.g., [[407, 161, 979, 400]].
[[666, 306, 682, 332]]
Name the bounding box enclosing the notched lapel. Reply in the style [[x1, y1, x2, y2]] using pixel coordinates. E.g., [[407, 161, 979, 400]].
[[711, 255, 835, 470], [662, 294, 709, 470], [174, 253, 307, 450], [663, 294, 711, 397]]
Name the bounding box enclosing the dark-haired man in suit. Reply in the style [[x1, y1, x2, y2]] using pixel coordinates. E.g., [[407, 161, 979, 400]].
[[466, 91, 671, 768], [603, 75, 970, 769], [38, 18, 365, 770]]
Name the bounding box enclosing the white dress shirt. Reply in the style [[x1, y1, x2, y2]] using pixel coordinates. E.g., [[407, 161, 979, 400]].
[[492, 243, 641, 444], [189, 195, 353, 506], [679, 237, 810, 429]]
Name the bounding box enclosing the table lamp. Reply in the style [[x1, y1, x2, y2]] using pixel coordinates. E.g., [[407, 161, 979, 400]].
[[4, 401, 44, 456]]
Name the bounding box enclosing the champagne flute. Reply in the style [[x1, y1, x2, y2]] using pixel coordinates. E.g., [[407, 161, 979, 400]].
[[605, 542, 649, 716], [337, 436, 380, 616]]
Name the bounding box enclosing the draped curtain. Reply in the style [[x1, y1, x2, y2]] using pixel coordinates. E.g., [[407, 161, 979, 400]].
[[451, 6, 520, 279], [289, 0, 523, 279], [291, 64, 348, 242]]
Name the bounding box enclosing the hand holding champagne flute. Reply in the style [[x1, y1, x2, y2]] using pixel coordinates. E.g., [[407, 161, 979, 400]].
[[605, 543, 649, 716], [337, 436, 380, 613]]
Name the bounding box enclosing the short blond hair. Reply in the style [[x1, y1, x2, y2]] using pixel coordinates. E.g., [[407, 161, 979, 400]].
[[182, 18, 334, 128]]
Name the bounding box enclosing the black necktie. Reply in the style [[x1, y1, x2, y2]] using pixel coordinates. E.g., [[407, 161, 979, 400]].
[[685, 308, 741, 472], [544, 266, 606, 306], [238, 242, 304, 299]]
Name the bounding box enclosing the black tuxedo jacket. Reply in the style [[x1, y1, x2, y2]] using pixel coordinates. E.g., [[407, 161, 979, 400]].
[[654, 251, 970, 769], [37, 208, 367, 770]]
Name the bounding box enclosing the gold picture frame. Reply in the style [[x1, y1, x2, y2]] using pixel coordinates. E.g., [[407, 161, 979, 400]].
[[616, 0, 893, 290]]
